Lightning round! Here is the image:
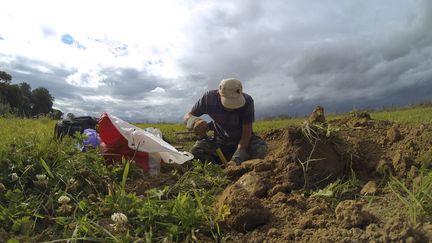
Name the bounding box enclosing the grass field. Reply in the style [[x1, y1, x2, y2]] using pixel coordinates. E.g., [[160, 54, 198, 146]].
[[372, 106, 432, 125], [0, 105, 431, 242]]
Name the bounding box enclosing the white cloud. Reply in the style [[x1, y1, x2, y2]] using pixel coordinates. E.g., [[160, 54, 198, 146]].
[[150, 87, 166, 94], [66, 70, 107, 88], [0, 0, 189, 76]]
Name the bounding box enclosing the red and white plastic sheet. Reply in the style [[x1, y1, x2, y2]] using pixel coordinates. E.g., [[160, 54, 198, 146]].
[[99, 112, 193, 174]]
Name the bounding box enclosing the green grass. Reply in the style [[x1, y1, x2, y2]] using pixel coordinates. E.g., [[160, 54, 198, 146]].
[[135, 123, 184, 144], [253, 118, 304, 134], [0, 118, 228, 242], [310, 177, 362, 209], [388, 170, 432, 224], [372, 106, 432, 125]]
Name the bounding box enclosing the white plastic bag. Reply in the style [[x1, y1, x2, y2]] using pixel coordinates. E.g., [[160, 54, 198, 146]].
[[107, 113, 193, 165]]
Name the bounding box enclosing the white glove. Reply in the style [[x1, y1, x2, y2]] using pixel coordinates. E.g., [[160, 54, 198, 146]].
[[186, 115, 200, 130], [231, 147, 248, 164], [186, 115, 209, 138]]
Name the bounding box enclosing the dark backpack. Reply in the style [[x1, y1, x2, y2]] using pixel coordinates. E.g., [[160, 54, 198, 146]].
[[54, 116, 99, 139]]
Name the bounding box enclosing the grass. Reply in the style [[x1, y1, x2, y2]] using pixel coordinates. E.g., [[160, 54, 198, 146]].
[[388, 171, 432, 224], [309, 165, 363, 210], [135, 123, 184, 144], [372, 106, 432, 125], [0, 118, 228, 242], [253, 118, 304, 134]]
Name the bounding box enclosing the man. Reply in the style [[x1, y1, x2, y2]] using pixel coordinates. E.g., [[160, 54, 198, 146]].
[[183, 78, 268, 164]]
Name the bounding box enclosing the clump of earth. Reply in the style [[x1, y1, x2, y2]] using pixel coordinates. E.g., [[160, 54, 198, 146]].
[[217, 108, 432, 242]]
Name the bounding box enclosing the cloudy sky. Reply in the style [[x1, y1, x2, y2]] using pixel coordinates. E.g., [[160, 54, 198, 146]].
[[1, 0, 431, 122]]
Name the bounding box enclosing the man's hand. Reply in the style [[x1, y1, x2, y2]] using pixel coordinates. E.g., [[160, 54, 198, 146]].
[[186, 115, 209, 138], [230, 147, 248, 164]]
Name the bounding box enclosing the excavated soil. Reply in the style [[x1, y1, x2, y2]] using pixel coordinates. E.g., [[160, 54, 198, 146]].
[[127, 111, 432, 242], [218, 112, 432, 242]]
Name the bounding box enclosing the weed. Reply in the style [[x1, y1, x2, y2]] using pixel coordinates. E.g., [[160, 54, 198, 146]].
[[310, 176, 362, 209], [299, 121, 341, 190], [388, 170, 432, 224]]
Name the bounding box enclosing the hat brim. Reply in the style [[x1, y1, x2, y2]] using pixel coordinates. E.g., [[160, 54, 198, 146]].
[[221, 95, 246, 109]]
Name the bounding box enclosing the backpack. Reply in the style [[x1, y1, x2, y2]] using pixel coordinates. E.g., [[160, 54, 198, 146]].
[[54, 116, 99, 139]]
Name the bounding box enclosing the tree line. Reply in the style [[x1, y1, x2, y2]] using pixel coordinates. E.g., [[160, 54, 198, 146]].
[[0, 70, 63, 119]]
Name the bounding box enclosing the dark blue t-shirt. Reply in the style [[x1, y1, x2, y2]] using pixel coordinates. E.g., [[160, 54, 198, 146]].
[[190, 90, 255, 142]]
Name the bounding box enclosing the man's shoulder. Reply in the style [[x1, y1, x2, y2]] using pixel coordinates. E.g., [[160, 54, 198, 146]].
[[243, 92, 254, 104], [204, 90, 218, 97], [201, 90, 219, 104]]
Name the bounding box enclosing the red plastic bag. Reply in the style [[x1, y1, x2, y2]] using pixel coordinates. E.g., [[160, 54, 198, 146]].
[[99, 112, 156, 173]]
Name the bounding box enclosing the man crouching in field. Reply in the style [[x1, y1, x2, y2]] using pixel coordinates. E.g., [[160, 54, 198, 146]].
[[183, 78, 268, 165]]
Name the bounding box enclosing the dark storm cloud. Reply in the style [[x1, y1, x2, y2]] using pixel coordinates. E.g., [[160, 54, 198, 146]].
[[97, 68, 165, 99], [2, 56, 79, 99], [259, 77, 432, 120], [180, 0, 432, 118]]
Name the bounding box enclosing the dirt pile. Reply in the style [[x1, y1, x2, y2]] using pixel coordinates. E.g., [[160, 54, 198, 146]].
[[219, 109, 432, 242], [332, 111, 432, 180], [216, 183, 270, 232]]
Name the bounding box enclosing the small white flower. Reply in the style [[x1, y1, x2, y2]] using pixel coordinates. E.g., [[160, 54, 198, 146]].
[[36, 174, 47, 181], [58, 195, 71, 204], [10, 173, 18, 182], [68, 178, 76, 184], [110, 212, 128, 232], [0, 182, 6, 192], [111, 212, 128, 224]]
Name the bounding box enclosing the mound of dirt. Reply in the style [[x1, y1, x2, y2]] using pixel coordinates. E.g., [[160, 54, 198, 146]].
[[332, 112, 432, 180], [225, 122, 347, 193], [221, 108, 432, 242], [216, 183, 270, 232]]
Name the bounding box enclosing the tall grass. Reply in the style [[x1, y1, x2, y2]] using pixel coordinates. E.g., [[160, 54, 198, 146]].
[[372, 106, 432, 125], [135, 123, 184, 144], [0, 117, 228, 242], [253, 118, 304, 134], [388, 171, 432, 224]]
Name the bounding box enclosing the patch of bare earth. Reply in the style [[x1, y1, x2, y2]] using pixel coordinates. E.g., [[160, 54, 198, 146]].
[[219, 110, 432, 242]]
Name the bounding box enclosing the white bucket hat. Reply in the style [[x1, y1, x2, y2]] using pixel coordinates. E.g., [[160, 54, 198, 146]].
[[218, 78, 246, 109]]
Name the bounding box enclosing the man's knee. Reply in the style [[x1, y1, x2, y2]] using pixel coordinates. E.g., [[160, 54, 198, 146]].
[[248, 136, 268, 159], [190, 140, 217, 162], [250, 144, 268, 159]]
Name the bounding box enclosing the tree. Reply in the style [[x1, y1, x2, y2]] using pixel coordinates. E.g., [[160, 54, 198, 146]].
[[31, 87, 54, 116], [0, 71, 12, 102], [0, 70, 63, 118], [5, 84, 24, 111], [0, 71, 12, 84], [66, 113, 75, 119], [50, 109, 63, 120], [19, 82, 32, 116]]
